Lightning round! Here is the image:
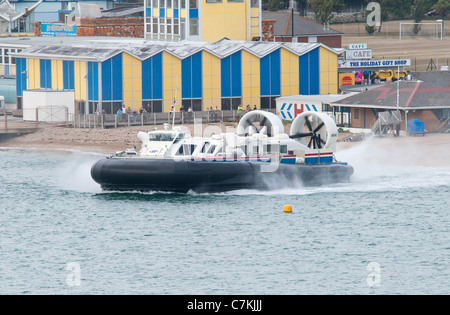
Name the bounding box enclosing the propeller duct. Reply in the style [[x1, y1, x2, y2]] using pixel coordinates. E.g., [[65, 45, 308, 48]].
[[289, 112, 338, 151], [237, 110, 285, 137]]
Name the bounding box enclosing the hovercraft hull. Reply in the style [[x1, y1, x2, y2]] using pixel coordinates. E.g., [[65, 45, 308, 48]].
[[91, 158, 354, 193]]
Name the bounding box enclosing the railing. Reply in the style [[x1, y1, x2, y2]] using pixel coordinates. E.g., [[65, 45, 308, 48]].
[[71, 109, 273, 129]]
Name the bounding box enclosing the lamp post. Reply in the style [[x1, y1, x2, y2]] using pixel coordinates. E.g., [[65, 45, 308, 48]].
[[437, 19, 443, 70]]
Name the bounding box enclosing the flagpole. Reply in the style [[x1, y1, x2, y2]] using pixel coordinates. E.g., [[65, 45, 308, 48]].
[[172, 87, 178, 129]]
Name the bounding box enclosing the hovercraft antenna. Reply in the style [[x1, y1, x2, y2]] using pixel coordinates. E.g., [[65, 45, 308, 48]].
[[171, 87, 178, 129]]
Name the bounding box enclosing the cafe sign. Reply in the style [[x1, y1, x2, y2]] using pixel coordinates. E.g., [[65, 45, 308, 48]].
[[346, 49, 373, 59]]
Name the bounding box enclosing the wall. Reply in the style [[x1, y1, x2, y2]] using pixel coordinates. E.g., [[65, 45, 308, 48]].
[[201, 0, 253, 42], [319, 46, 338, 94], [296, 35, 342, 48], [22, 90, 75, 122], [202, 51, 221, 110], [77, 18, 144, 37]]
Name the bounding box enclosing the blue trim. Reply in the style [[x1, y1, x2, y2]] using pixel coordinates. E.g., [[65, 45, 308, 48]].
[[221, 56, 231, 97], [231, 51, 241, 97], [16, 58, 27, 97], [159, 8, 165, 18], [174, 8, 179, 18], [260, 49, 280, 96], [142, 57, 152, 99], [63, 60, 74, 90], [260, 55, 270, 96], [146, 8, 151, 17], [101, 54, 122, 101], [305, 156, 334, 164], [88, 61, 98, 101], [192, 52, 202, 98], [270, 49, 280, 95], [40, 59, 51, 89], [299, 53, 308, 95], [299, 48, 320, 95], [189, 8, 198, 19], [182, 57, 191, 98], [221, 51, 242, 97], [310, 48, 320, 94], [182, 52, 202, 99], [152, 52, 163, 99], [111, 54, 123, 101], [142, 52, 163, 100], [101, 59, 112, 101]]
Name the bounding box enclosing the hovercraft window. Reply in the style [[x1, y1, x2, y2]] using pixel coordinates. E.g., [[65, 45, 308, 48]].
[[176, 144, 197, 155], [207, 145, 216, 154], [149, 133, 177, 141]]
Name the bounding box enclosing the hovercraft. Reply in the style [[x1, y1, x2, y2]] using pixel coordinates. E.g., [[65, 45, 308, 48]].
[[91, 110, 354, 193]]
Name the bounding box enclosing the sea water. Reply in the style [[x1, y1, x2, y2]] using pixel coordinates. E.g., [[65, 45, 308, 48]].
[[0, 140, 449, 294]]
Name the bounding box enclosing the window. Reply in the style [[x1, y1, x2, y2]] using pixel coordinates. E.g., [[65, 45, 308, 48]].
[[260, 96, 278, 109], [189, 0, 197, 8], [176, 144, 197, 156], [182, 99, 202, 111], [143, 100, 163, 113], [221, 97, 241, 111], [353, 108, 359, 120], [88, 101, 98, 114], [190, 18, 199, 35], [251, 0, 258, 7], [101, 101, 122, 115]]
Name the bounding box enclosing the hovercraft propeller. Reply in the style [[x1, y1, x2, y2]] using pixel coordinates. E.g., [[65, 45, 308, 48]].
[[290, 112, 338, 152], [237, 110, 284, 137], [290, 116, 326, 149]]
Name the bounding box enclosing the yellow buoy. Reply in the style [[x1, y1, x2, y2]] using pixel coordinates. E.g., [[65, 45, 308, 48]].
[[283, 204, 292, 213]]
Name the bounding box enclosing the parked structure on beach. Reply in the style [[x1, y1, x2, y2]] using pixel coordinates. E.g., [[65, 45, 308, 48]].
[[330, 72, 450, 133], [2, 36, 339, 116]]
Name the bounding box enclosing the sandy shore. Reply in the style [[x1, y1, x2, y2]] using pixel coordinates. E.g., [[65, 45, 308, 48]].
[[2, 124, 450, 168], [0, 123, 273, 153]]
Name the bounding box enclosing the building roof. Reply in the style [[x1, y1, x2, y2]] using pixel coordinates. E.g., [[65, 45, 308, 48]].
[[331, 72, 450, 110], [262, 11, 342, 37], [0, 0, 42, 22], [277, 93, 358, 104], [6, 36, 340, 62]]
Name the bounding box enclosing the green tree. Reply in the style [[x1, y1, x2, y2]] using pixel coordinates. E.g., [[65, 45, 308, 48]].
[[411, 0, 436, 34], [380, 0, 414, 20], [433, 0, 450, 16], [310, 0, 345, 24]]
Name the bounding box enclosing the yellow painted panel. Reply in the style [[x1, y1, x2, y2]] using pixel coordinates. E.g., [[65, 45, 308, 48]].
[[10, 65, 16, 76], [74, 61, 86, 100], [28, 58, 40, 90], [241, 50, 260, 107], [319, 47, 339, 95], [122, 53, 142, 111], [202, 51, 221, 109], [200, 1, 254, 42], [153, 8, 158, 17], [280, 48, 299, 96], [51, 60, 64, 90], [180, 9, 186, 19], [163, 52, 181, 112], [167, 8, 172, 18]]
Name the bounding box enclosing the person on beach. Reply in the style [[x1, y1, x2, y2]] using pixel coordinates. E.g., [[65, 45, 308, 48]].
[[236, 104, 243, 122]]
